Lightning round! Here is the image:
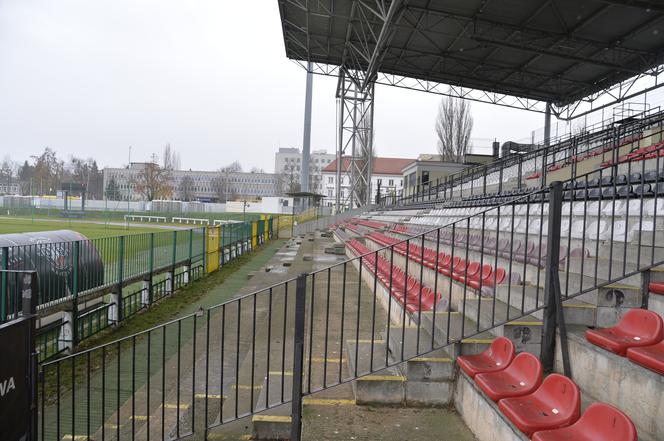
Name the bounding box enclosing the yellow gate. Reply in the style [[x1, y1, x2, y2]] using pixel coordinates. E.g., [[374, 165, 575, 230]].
[[206, 226, 220, 273]]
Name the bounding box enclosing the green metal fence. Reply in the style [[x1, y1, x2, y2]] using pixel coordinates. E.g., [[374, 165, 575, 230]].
[[13, 218, 277, 363]]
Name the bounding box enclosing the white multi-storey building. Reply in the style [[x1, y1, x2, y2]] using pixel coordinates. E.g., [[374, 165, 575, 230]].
[[103, 163, 279, 202], [321, 156, 414, 208], [274, 147, 335, 193]]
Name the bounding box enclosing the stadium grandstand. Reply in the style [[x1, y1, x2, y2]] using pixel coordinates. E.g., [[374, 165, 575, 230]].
[[4, 1, 664, 441]]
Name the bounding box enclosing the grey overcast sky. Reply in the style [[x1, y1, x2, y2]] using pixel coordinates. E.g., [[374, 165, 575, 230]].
[[0, 0, 546, 173]]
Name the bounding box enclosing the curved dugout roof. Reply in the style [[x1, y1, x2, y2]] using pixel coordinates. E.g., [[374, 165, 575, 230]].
[[278, 0, 664, 106]]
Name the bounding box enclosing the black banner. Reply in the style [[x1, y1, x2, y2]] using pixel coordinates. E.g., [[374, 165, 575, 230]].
[[0, 317, 31, 441]]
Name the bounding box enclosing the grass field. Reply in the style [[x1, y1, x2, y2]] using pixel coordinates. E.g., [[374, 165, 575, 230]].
[[0, 217, 169, 238]]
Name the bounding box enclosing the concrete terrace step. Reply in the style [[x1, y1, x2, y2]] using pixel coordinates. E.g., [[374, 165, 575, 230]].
[[345, 339, 405, 405], [462, 298, 542, 355], [495, 283, 598, 327]]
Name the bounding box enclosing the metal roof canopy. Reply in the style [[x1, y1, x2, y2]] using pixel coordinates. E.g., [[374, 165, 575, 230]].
[[279, 0, 664, 119]]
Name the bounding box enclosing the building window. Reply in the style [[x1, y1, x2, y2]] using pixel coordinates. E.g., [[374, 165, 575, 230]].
[[328, 189, 333, 197], [389, 179, 394, 186], [422, 171, 430, 184], [328, 176, 333, 184]]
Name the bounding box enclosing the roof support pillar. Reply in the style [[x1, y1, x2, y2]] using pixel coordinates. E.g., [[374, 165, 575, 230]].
[[300, 62, 313, 193], [335, 69, 375, 211], [544, 102, 552, 147]]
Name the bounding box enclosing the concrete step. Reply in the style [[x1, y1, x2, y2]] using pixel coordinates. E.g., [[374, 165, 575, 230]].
[[383, 327, 456, 406], [495, 284, 597, 327], [251, 372, 292, 441], [346, 339, 405, 405], [463, 298, 542, 355], [386, 325, 455, 382]]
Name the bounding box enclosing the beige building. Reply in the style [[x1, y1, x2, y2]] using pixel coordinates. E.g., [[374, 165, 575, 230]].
[[401, 153, 496, 197]]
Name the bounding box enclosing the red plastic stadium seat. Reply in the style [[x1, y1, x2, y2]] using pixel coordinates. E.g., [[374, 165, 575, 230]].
[[475, 352, 543, 401], [532, 403, 637, 441], [585, 309, 664, 356], [498, 374, 581, 437], [650, 282, 664, 295], [456, 337, 515, 378], [626, 340, 664, 375]]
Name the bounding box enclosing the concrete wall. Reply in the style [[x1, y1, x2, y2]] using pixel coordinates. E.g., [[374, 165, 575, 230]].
[[454, 372, 528, 441]]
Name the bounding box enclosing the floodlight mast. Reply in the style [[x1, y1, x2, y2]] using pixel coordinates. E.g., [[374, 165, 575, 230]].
[[332, 0, 404, 211]]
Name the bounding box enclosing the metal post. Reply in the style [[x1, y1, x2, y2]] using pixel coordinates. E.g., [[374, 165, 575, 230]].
[[172, 230, 177, 274], [544, 103, 552, 147], [148, 233, 154, 304], [541, 182, 564, 372], [71, 241, 80, 346], [290, 273, 307, 441], [301, 62, 313, 193], [26, 272, 38, 441], [0, 247, 7, 322], [117, 236, 124, 321], [641, 270, 651, 309], [221, 225, 226, 265]]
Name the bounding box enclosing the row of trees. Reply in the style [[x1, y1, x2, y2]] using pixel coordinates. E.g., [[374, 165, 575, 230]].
[[1, 148, 104, 198]]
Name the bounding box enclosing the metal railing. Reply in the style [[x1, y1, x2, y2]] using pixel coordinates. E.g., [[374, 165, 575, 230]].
[[36, 145, 664, 440], [386, 106, 664, 207]]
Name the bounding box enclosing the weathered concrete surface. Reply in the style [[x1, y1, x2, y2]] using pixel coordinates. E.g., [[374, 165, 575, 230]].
[[454, 372, 528, 441]]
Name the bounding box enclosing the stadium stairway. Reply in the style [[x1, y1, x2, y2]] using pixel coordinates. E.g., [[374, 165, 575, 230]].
[[331, 194, 664, 440]]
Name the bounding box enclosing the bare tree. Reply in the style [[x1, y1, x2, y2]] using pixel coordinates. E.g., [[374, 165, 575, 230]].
[[435, 96, 473, 162], [178, 175, 195, 201], [133, 154, 172, 201], [211, 162, 242, 202], [163, 143, 181, 170], [279, 165, 300, 193]]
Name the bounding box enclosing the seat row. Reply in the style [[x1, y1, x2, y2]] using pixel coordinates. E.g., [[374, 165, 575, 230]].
[[585, 308, 664, 375], [392, 224, 584, 272], [366, 231, 511, 292], [458, 337, 637, 440], [346, 239, 442, 313], [601, 140, 664, 167], [353, 218, 388, 229]]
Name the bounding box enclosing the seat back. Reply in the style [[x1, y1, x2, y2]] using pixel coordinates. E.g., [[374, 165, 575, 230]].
[[535, 374, 580, 420], [466, 261, 481, 277], [581, 403, 638, 441], [505, 352, 542, 386], [620, 309, 664, 340], [492, 267, 507, 285], [487, 337, 515, 368]]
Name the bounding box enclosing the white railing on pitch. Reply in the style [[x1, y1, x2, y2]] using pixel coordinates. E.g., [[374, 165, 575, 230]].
[[123, 214, 167, 223]]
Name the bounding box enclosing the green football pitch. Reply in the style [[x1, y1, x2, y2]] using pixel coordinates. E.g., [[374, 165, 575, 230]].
[[0, 217, 169, 238]]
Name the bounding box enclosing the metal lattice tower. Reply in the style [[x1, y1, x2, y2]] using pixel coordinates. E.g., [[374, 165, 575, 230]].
[[336, 68, 375, 210]]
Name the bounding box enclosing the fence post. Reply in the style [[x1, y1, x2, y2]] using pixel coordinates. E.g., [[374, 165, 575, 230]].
[[290, 273, 307, 441], [1, 246, 7, 322], [117, 236, 125, 322], [148, 232, 154, 304], [68, 240, 80, 347], [221, 225, 226, 266], [540, 182, 568, 373]]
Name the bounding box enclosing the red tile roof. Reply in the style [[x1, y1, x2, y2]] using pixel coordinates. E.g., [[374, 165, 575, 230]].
[[322, 157, 414, 175]]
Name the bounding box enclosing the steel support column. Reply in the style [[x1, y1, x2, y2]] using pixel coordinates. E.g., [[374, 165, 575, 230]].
[[301, 62, 313, 193], [544, 103, 552, 147], [336, 69, 375, 210]]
